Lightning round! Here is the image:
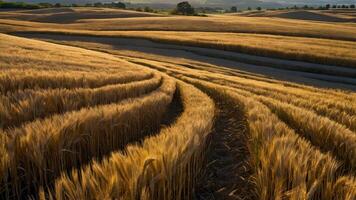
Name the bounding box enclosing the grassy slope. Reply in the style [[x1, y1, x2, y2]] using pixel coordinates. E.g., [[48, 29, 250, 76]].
[[0, 7, 161, 23], [237, 10, 356, 22]]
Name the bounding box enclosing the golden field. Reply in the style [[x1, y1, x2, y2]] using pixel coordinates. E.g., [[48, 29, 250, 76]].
[[0, 7, 355, 200], [1, 8, 356, 68]]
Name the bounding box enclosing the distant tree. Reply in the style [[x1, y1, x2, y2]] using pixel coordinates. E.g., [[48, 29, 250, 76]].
[[247, 7, 251, 10], [115, 2, 125, 9], [85, 3, 92, 7], [107, 2, 125, 8], [173, 1, 195, 15], [94, 2, 102, 7], [303, 5, 308, 9], [337, 5, 341, 8], [332, 5, 337, 8], [54, 3, 61, 7], [351, 4, 355, 9], [136, 7, 142, 11], [293, 5, 298, 10], [256, 6, 261, 11], [0, 1, 40, 9], [144, 6, 153, 12], [341, 5, 346, 8], [230, 6, 237, 12], [71, 3, 78, 7], [38, 2, 53, 8], [325, 4, 330, 9]]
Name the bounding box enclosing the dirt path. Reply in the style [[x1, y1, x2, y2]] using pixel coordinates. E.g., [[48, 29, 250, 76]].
[[195, 98, 253, 200]]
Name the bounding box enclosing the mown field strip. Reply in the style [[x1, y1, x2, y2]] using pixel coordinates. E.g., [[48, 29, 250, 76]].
[[0, 77, 176, 199], [0, 73, 161, 129]]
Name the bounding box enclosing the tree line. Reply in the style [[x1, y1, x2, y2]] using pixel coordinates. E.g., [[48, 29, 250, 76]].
[[0, 0, 354, 15], [229, 4, 356, 13], [0, 1, 126, 9]]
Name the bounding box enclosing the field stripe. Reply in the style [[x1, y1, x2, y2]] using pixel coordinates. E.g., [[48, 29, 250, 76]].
[[0, 70, 152, 94], [0, 77, 176, 198], [260, 98, 356, 172], [49, 80, 215, 200], [0, 73, 161, 130]]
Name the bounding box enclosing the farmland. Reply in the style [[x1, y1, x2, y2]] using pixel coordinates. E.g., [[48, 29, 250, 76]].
[[0, 7, 355, 200]]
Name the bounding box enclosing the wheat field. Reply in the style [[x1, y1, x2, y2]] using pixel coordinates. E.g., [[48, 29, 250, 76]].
[[0, 7, 356, 200]]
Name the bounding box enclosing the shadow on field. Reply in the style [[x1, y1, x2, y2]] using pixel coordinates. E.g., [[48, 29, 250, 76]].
[[195, 95, 253, 200]]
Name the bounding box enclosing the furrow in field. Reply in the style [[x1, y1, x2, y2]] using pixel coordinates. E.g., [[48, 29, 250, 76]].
[[0, 73, 161, 130], [0, 77, 176, 199], [183, 75, 356, 173], [184, 77, 356, 200], [48, 80, 215, 200], [195, 87, 253, 200]]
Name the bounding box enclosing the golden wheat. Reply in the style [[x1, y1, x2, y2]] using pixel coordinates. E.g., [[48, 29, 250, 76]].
[[182, 77, 356, 200], [0, 69, 152, 94], [49, 80, 214, 200], [138, 60, 356, 131], [182, 75, 356, 172], [1, 77, 176, 198], [0, 73, 161, 129]]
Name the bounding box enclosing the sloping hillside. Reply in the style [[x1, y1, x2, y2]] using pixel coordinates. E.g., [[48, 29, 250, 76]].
[[239, 10, 356, 22], [0, 7, 161, 23]]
